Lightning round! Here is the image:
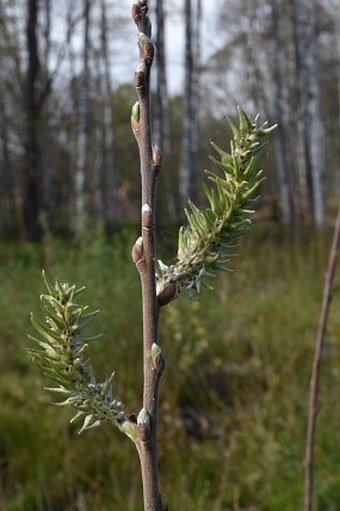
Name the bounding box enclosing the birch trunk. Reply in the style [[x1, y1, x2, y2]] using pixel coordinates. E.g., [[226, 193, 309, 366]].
[[290, 0, 313, 220], [308, 0, 325, 228], [75, 0, 91, 235], [271, 0, 294, 225], [291, 0, 325, 227]]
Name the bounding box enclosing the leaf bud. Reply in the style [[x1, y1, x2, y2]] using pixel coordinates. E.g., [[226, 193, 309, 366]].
[[143, 41, 154, 61], [131, 236, 143, 264], [152, 144, 163, 176], [137, 408, 151, 443], [131, 3, 142, 25], [138, 32, 150, 49], [121, 419, 138, 443], [131, 101, 140, 132], [137, 33, 154, 62], [142, 204, 153, 229], [135, 60, 147, 89], [151, 343, 166, 373], [157, 282, 177, 306]]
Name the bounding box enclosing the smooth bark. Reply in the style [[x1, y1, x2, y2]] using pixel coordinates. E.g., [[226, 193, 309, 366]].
[[132, 5, 163, 510]]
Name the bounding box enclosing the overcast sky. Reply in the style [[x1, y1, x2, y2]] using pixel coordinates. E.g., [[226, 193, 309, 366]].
[[115, 0, 222, 94], [49, 0, 224, 97]]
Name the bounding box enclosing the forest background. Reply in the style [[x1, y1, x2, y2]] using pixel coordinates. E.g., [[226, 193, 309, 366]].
[[0, 0, 339, 510]]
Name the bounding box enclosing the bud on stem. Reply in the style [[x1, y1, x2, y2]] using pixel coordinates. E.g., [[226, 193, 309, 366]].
[[131, 101, 140, 134], [142, 204, 153, 229], [152, 144, 163, 177], [137, 408, 151, 443], [138, 33, 154, 63], [135, 60, 147, 89], [131, 3, 142, 27], [157, 282, 177, 306], [121, 419, 138, 443], [131, 236, 143, 264], [151, 343, 165, 373]]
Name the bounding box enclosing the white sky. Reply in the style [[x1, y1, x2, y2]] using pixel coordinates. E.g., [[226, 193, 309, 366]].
[[114, 0, 222, 94], [48, 0, 224, 99]]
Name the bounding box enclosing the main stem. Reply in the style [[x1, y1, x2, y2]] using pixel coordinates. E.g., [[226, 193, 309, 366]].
[[304, 203, 340, 511], [132, 4, 163, 510], [139, 89, 161, 511]]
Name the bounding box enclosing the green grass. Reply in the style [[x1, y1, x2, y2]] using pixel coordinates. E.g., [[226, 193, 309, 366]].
[[0, 224, 339, 510]]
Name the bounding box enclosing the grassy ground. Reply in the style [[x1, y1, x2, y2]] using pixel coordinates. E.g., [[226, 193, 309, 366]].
[[0, 224, 339, 510]]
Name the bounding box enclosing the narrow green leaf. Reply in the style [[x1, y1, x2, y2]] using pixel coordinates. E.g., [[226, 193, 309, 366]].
[[237, 106, 253, 133]]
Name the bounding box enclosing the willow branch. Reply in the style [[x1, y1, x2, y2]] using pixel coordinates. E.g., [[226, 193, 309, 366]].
[[131, 2, 164, 510], [304, 203, 340, 511]]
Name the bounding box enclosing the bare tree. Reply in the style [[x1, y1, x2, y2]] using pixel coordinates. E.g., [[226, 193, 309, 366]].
[[74, 0, 91, 235], [0, 96, 16, 227], [290, 0, 325, 226], [179, 0, 200, 205], [154, 0, 177, 222], [22, 0, 42, 241], [41, 0, 52, 228], [270, 0, 294, 224], [99, 0, 117, 232], [308, 0, 325, 228]]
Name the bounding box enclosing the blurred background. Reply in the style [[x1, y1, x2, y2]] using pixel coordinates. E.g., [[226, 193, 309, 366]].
[[0, 0, 339, 510]]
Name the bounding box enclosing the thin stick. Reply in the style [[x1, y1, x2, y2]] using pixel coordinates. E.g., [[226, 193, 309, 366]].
[[304, 203, 340, 511], [131, 3, 163, 510]]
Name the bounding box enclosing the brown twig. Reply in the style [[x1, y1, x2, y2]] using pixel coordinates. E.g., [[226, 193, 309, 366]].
[[131, 2, 164, 510], [304, 203, 340, 511]]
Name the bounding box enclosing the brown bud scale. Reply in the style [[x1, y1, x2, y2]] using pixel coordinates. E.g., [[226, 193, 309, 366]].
[[137, 423, 151, 443], [153, 351, 166, 373], [143, 42, 154, 61], [135, 71, 145, 89], [157, 282, 177, 306]]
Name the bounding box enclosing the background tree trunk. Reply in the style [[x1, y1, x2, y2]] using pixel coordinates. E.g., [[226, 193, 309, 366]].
[[179, 0, 199, 206], [100, 0, 117, 232], [271, 0, 294, 225], [0, 97, 16, 228], [41, 0, 52, 229], [22, 0, 41, 241], [290, 0, 325, 227], [74, 0, 91, 235], [154, 0, 177, 222], [308, 0, 325, 228]]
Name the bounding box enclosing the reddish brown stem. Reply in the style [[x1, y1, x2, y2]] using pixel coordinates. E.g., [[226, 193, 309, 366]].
[[304, 203, 340, 511], [131, 3, 163, 510]]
